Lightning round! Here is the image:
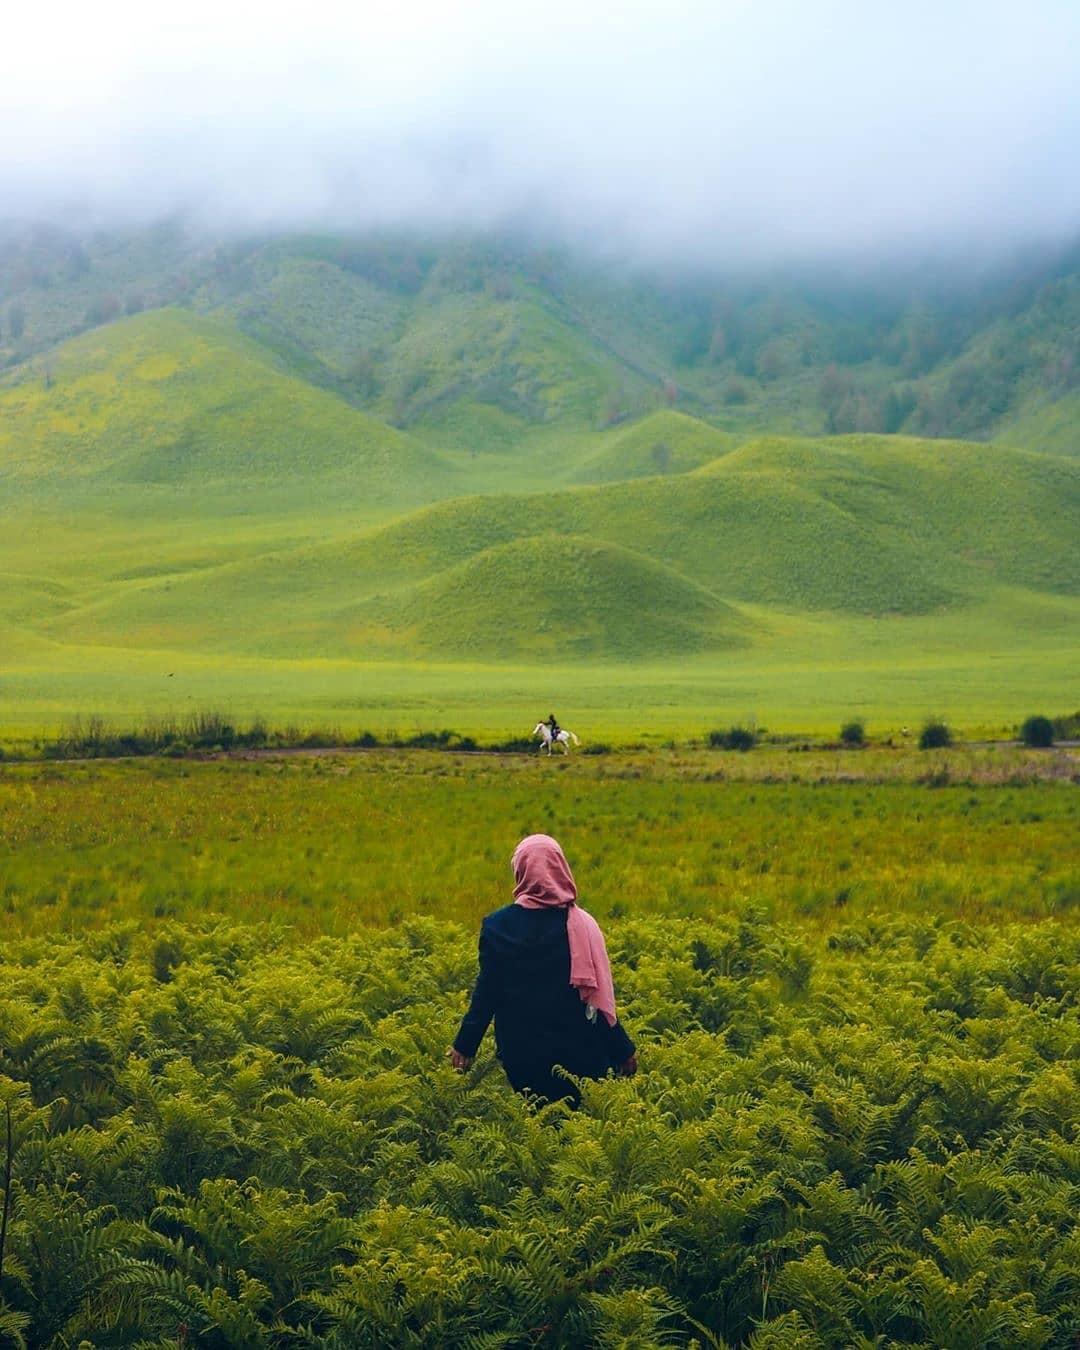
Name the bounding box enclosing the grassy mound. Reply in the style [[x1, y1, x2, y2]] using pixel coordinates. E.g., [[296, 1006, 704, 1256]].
[[707, 434, 1080, 595], [12, 430, 1079, 672], [371, 535, 753, 660], [572, 409, 741, 483], [0, 308, 452, 501], [339, 432, 1080, 616]]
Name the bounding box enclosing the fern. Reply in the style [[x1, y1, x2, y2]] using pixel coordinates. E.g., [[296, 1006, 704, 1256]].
[[0, 915, 1076, 1345]]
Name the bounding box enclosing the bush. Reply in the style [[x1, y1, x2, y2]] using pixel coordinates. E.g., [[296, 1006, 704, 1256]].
[[708, 725, 757, 752], [399, 729, 458, 750], [1020, 715, 1054, 748], [918, 718, 952, 750], [839, 720, 866, 747]]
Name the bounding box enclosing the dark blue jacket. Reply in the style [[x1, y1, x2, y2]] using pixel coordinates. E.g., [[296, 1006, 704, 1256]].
[[453, 904, 635, 1095]]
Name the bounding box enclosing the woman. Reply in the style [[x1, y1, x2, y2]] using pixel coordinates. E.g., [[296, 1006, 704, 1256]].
[[447, 834, 637, 1103]]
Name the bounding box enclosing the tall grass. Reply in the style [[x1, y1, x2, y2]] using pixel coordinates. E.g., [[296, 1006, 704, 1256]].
[[1, 752, 1076, 938]]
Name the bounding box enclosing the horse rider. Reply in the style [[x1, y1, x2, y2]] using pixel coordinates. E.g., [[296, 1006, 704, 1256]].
[[547, 713, 561, 742]]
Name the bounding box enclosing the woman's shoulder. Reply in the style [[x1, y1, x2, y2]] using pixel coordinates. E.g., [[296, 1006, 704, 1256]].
[[481, 903, 518, 928], [481, 903, 567, 932]]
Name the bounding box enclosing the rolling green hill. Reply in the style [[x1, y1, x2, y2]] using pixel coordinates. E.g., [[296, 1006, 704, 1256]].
[[323, 434, 1080, 620], [571, 410, 741, 483], [0, 308, 455, 504], [20, 433, 1078, 674], [364, 536, 753, 660]]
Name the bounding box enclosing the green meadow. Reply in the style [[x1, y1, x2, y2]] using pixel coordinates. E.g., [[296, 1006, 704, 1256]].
[[2, 315, 1078, 741], [2, 750, 1077, 937]]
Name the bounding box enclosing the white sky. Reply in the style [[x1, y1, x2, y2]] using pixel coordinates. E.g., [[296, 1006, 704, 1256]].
[[1, 0, 1077, 261]]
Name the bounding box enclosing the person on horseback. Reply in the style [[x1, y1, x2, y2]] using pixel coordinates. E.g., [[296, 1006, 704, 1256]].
[[547, 713, 561, 742]]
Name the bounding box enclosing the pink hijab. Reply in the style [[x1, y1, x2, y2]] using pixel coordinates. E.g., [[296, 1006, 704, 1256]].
[[511, 834, 617, 1027]]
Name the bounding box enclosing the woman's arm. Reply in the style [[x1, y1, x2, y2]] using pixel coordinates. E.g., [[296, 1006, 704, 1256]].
[[602, 1016, 637, 1074], [448, 927, 499, 1068]]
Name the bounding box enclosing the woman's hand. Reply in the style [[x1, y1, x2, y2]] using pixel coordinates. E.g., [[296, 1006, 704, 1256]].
[[446, 1047, 474, 1072], [617, 1053, 638, 1077]]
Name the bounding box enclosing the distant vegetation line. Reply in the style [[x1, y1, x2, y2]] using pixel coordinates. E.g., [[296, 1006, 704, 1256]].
[[4, 707, 1077, 764]]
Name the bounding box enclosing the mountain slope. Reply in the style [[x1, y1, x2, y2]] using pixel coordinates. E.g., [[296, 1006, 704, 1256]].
[[5, 223, 1077, 455], [996, 390, 1080, 457], [0, 308, 454, 502]]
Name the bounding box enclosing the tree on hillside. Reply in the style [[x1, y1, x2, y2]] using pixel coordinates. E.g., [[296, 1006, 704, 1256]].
[[84, 293, 121, 327], [840, 720, 866, 746], [755, 341, 785, 383], [819, 363, 853, 426], [66, 244, 90, 279], [919, 718, 952, 749], [347, 350, 381, 399], [602, 386, 628, 427], [881, 386, 915, 433]]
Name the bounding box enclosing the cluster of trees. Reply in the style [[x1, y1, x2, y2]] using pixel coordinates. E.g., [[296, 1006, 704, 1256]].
[[0, 913, 1076, 1345], [818, 365, 917, 435]]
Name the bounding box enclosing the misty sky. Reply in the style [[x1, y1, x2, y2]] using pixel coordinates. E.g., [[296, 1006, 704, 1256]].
[[2, 0, 1078, 262]]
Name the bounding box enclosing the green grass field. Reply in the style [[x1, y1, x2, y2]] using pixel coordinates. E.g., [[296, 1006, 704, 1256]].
[[3, 590, 1077, 743], [2, 750, 1077, 937]]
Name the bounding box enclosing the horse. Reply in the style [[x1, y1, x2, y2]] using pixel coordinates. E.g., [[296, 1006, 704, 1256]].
[[533, 723, 581, 755]]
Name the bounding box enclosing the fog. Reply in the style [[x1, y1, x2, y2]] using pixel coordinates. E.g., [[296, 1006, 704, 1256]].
[[2, 0, 1078, 265]]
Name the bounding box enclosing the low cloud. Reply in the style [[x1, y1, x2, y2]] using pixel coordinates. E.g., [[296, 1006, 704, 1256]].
[[3, 0, 1078, 264]]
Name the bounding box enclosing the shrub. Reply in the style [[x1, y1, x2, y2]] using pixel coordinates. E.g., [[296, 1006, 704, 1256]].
[[839, 720, 866, 747], [400, 729, 457, 750], [918, 718, 952, 750], [1020, 715, 1054, 748], [708, 725, 757, 752]]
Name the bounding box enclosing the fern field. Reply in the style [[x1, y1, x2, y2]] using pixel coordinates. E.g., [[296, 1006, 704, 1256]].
[[0, 910, 1077, 1347]]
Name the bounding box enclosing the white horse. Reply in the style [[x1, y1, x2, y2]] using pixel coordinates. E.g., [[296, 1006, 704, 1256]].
[[533, 723, 580, 755]]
